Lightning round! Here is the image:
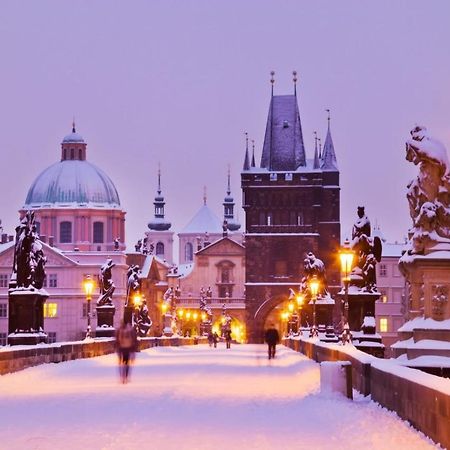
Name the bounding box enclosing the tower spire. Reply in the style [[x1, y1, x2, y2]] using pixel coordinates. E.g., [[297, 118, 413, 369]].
[[223, 167, 241, 231], [251, 139, 256, 167], [313, 131, 320, 169], [243, 131, 250, 170], [270, 71, 275, 97], [203, 186, 207, 206], [318, 137, 322, 160], [293, 70, 297, 96], [320, 109, 338, 171], [148, 165, 171, 231], [227, 164, 231, 195], [157, 162, 161, 195], [72, 117, 76, 133], [326, 108, 331, 131]]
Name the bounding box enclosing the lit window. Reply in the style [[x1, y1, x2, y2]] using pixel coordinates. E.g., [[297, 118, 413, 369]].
[[49, 274, 57, 288], [379, 318, 388, 332], [379, 264, 387, 277], [44, 303, 58, 318], [0, 303, 7, 318], [0, 274, 8, 288]]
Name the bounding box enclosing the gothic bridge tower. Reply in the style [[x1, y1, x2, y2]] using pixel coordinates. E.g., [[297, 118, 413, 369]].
[[241, 73, 341, 342]]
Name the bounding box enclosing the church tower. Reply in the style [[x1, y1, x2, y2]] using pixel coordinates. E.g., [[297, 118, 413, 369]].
[[223, 167, 241, 232], [145, 168, 174, 264], [241, 73, 341, 342]]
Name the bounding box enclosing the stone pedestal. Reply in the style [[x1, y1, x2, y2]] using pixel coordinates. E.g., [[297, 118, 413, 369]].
[[96, 305, 116, 338], [345, 291, 380, 332], [8, 288, 48, 345]]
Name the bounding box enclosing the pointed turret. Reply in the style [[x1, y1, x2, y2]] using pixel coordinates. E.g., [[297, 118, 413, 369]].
[[243, 132, 250, 171], [320, 109, 338, 171], [251, 139, 256, 168], [260, 72, 306, 171], [148, 167, 171, 231], [223, 167, 241, 231], [313, 131, 320, 169]]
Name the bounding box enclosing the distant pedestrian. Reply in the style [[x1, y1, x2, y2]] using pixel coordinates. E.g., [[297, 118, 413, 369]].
[[264, 323, 280, 360], [208, 331, 214, 347], [115, 320, 138, 383], [213, 331, 219, 348], [225, 329, 232, 349]]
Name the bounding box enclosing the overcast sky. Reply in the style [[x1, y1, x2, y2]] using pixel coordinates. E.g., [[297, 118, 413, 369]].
[[1, 0, 449, 248]]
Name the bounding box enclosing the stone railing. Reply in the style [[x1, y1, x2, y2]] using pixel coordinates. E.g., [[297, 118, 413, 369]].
[[284, 337, 450, 449], [0, 336, 207, 376]]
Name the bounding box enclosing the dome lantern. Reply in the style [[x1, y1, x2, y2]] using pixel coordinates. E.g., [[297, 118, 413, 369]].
[[61, 121, 87, 161]]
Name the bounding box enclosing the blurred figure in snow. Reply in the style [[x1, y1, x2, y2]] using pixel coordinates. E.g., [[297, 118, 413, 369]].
[[264, 323, 280, 360], [213, 331, 219, 348], [225, 329, 232, 349], [207, 331, 214, 347], [115, 320, 138, 383]]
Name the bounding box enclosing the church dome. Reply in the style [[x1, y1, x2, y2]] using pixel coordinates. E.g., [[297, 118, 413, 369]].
[[24, 160, 121, 208]]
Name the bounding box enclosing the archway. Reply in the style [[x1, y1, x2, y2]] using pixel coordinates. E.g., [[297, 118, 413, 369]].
[[212, 316, 246, 343]]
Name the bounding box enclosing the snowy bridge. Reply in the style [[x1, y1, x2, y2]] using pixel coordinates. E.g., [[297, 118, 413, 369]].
[[0, 344, 436, 450]]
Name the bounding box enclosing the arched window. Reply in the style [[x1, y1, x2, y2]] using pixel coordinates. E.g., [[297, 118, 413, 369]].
[[79, 149, 82, 160], [70, 149, 74, 160], [185, 242, 193, 262], [93, 222, 104, 243], [156, 242, 164, 256], [59, 221, 72, 243]]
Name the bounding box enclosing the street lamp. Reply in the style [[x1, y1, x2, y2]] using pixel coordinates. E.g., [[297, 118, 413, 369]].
[[83, 275, 94, 339], [133, 293, 142, 308], [288, 301, 294, 335], [309, 275, 319, 337], [296, 293, 304, 334], [339, 239, 355, 325]]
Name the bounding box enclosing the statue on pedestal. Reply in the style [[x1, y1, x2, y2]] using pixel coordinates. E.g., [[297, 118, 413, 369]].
[[97, 259, 115, 306], [300, 252, 328, 297], [135, 300, 152, 337]]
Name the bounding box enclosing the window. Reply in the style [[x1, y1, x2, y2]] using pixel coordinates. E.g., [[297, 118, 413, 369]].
[[60, 221, 72, 243], [381, 295, 388, 303], [70, 148, 74, 160], [379, 318, 388, 333], [379, 264, 387, 277], [93, 222, 104, 243], [35, 221, 41, 235], [79, 149, 82, 160], [221, 267, 230, 283], [44, 303, 58, 318], [185, 242, 193, 262], [0, 274, 8, 288], [156, 242, 164, 256], [47, 332, 57, 344], [0, 333, 7, 346], [0, 303, 7, 318], [49, 274, 57, 288]]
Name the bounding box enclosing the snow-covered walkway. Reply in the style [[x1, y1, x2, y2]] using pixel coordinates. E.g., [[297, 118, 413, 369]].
[[0, 344, 437, 449]]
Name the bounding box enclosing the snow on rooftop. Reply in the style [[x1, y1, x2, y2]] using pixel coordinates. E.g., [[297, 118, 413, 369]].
[[180, 204, 222, 234], [398, 317, 450, 332]]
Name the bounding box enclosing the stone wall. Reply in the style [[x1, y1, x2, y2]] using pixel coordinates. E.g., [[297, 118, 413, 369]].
[[284, 338, 450, 449], [0, 337, 207, 376]]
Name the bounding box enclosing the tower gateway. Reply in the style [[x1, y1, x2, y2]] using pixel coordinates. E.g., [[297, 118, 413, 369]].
[[242, 76, 341, 342]]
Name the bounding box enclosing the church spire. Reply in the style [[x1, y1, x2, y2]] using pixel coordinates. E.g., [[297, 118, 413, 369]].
[[148, 166, 171, 231], [320, 109, 338, 171], [293, 70, 297, 96], [223, 167, 240, 231], [243, 131, 250, 170]]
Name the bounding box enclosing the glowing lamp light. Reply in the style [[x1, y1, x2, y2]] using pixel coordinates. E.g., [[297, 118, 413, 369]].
[[178, 309, 184, 318], [288, 301, 294, 313], [161, 303, 168, 314], [201, 312, 207, 322], [186, 311, 192, 320], [340, 239, 354, 278], [296, 294, 304, 307], [309, 276, 319, 298], [133, 293, 143, 307], [83, 276, 94, 300], [193, 312, 198, 321]]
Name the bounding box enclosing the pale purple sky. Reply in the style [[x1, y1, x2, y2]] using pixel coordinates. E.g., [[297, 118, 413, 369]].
[[1, 0, 450, 248]]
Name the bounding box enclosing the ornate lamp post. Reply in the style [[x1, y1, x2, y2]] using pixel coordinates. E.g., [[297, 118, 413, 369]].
[[83, 275, 95, 339], [339, 239, 355, 324], [309, 275, 319, 337], [296, 293, 304, 334]]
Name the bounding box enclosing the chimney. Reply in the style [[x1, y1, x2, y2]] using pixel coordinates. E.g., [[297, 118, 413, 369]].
[[49, 236, 54, 247]]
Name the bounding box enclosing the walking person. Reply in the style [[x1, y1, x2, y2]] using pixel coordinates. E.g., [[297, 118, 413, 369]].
[[115, 320, 138, 384], [264, 323, 280, 360], [213, 331, 219, 348], [225, 329, 232, 349], [207, 331, 214, 347]]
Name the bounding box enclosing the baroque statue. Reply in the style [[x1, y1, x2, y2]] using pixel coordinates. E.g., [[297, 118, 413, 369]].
[[97, 259, 115, 306], [12, 211, 46, 290], [404, 125, 450, 254], [300, 252, 328, 297]]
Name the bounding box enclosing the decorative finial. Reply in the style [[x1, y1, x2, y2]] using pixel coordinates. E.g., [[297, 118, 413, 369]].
[[270, 71, 275, 96], [318, 137, 322, 159], [293, 70, 297, 96], [72, 117, 76, 133], [203, 186, 207, 206], [157, 162, 161, 195], [245, 131, 249, 150], [251, 139, 256, 167], [314, 131, 318, 147], [227, 164, 231, 195], [326, 108, 331, 129]]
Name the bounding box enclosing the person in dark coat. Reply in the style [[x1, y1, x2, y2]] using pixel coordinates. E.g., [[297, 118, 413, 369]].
[[213, 331, 219, 348], [264, 323, 280, 360], [225, 329, 232, 349], [207, 331, 214, 347], [115, 320, 138, 383]]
